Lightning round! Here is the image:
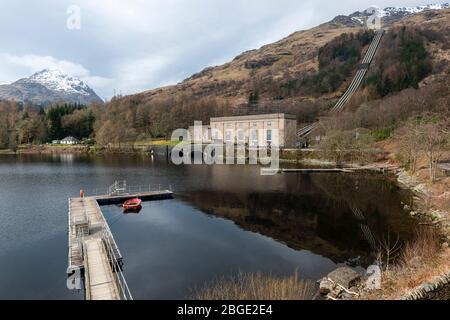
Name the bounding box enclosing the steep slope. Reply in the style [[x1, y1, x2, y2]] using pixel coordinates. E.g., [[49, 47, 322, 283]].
[[137, 22, 363, 106], [132, 6, 449, 110], [0, 69, 103, 105]]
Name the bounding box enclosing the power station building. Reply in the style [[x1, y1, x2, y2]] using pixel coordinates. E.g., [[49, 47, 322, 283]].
[[189, 113, 297, 148]]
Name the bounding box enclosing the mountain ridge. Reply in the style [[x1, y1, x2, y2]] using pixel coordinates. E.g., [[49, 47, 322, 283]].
[[0, 69, 103, 106], [129, 5, 449, 112]]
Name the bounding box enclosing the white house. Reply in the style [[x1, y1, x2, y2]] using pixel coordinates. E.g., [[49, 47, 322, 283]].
[[60, 136, 81, 145]]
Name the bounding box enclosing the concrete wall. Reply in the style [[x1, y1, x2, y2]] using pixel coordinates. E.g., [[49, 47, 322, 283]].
[[209, 113, 297, 148], [188, 125, 211, 144]]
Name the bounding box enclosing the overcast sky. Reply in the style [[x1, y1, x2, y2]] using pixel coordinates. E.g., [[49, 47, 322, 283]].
[[0, 0, 435, 99]]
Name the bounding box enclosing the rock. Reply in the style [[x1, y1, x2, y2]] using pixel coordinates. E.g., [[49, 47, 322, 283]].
[[349, 286, 358, 292], [244, 55, 280, 69], [423, 284, 434, 292], [341, 291, 353, 299], [327, 286, 343, 299], [413, 184, 428, 194], [319, 278, 335, 295], [431, 212, 443, 220], [442, 242, 449, 249], [410, 211, 417, 217], [403, 205, 411, 211], [327, 267, 362, 290]]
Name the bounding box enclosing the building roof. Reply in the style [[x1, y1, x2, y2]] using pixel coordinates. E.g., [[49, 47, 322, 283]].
[[61, 136, 80, 142], [188, 125, 211, 130], [210, 113, 296, 122]]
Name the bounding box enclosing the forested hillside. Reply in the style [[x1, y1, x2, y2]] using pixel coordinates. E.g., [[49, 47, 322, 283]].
[[0, 101, 96, 149]]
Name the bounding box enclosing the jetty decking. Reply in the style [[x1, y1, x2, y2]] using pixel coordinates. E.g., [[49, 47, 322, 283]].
[[273, 164, 399, 175], [67, 188, 173, 300], [84, 239, 119, 300]]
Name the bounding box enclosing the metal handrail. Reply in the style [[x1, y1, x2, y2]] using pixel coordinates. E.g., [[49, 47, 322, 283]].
[[92, 199, 123, 259], [102, 230, 133, 300], [90, 181, 173, 197], [108, 180, 127, 196]]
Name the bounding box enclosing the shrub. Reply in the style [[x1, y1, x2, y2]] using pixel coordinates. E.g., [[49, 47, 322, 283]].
[[370, 127, 393, 141], [401, 228, 441, 270], [194, 271, 317, 300]]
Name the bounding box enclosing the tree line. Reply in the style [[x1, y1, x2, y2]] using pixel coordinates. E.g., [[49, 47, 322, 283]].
[[0, 101, 95, 149]]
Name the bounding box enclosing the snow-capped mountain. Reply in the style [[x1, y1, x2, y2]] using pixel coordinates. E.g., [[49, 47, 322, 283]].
[[381, 3, 449, 17], [0, 69, 103, 105], [332, 2, 449, 27]]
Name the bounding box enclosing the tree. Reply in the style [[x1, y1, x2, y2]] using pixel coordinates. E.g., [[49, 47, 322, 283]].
[[415, 117, 449, 182], [61, 109, 95, 139], [319, 130, 354, 166], [396, 121, 422, 173], [248, 91, 259, 105]]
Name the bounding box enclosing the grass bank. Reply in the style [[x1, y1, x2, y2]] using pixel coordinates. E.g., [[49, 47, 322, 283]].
[[360, 228, 450, 299], [194, 271, 318, 300]]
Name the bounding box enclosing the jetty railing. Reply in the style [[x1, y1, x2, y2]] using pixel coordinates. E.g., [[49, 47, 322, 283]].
[[102, 230, 133, 300], [108, 180, 127, 196], [89, 181, 173, 197]]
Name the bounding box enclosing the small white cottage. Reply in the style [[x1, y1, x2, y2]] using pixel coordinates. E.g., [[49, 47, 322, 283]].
[[60, 136, 81, 145]]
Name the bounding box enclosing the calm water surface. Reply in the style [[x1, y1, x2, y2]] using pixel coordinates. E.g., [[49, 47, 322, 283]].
[[0, 154, 417, 299]]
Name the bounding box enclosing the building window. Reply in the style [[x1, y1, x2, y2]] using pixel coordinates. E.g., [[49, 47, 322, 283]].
[[266, 130, 272, 142], [252, 122, 257, 127], [238, 130, 244, 142], [225, 131, 232, 142], [266, 121, 272, 127], [239, 123, 244, 129], [251, 130, 258, 146]]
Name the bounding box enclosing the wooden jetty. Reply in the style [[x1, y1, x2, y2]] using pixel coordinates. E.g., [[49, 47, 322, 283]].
[[67, 184, 173, 300], [281, 168, 355, 173], [84, 238, 120, 300], [268, 164, 399, 175]]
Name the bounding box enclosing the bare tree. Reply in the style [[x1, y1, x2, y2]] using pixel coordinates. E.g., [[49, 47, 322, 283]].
[[396, 121, 422, 173], [377, 232, 402, 273], [415, 118, 449, 182], [319, 130, 354, 166]]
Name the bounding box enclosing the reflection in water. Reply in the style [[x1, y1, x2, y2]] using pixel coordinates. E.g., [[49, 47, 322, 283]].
[[0, 153, 418, 299], [180, 173, 416, 267], [123, 207, 143, 215]]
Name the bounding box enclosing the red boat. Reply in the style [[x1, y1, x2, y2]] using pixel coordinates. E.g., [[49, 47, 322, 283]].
[[122, 198, 142, 211]]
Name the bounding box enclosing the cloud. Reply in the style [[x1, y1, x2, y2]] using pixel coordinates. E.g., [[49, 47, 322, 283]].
[[0, 53, 89, 77], [113, 54, 173, 94], [0, 53, 113, 98], [0, 0, 435, 99]]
